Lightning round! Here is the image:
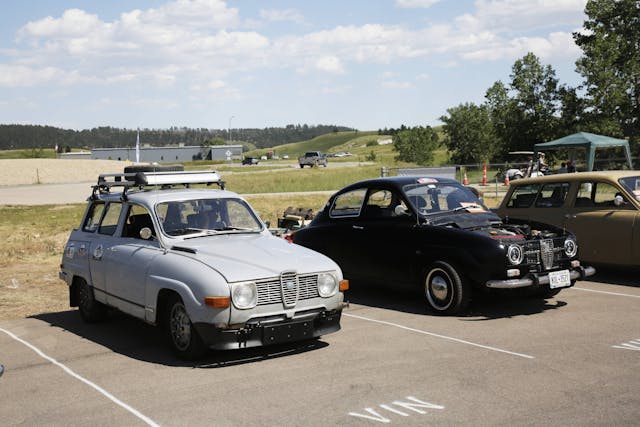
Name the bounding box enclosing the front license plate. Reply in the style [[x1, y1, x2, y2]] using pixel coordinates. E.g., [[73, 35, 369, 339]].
[[263, 320, 313, 345], [549, 269, 571, 289]]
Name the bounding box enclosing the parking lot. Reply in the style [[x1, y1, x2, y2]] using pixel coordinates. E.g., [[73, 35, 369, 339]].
[[0, 269, 638, 426]]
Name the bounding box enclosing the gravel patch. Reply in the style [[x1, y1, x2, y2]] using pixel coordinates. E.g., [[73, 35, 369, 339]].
[[0, 159, 129, 186]]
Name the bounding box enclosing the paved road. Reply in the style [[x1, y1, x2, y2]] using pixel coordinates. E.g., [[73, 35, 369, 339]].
[[1, 270, 638, 426]]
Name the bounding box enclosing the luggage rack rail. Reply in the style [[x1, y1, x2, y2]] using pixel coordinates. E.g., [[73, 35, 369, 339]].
[[92, 170, 225, 199]]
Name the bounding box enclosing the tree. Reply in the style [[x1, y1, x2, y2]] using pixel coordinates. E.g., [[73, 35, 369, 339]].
[[440, 103, 496, 164], [392, 126, 439, 164], [574, 0, 640, 145], [485, 53, 562, 155]]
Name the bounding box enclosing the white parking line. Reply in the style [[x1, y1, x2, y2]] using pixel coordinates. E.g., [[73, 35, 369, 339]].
[[572, 287, 640, 298], [344, 313, 534, 359], [0, 327, 160, 427]]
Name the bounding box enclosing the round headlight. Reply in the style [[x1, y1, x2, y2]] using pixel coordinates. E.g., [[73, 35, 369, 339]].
[[317, 273, 338, 298], [231, 282, 257, 309], [564, 238, 578, 258], [507, 244, 524, 265]]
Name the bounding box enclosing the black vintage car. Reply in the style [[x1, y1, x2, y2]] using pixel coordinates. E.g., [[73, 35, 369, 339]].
[[293, 176, 595, 314]]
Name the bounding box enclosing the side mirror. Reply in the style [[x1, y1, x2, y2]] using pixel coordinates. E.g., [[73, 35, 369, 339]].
[[614, 195, 625, 207], [0, 364, 4, 377], [139, 227, 153, 240], [394, 205, 409, 216], [264, 220, 271, 229]]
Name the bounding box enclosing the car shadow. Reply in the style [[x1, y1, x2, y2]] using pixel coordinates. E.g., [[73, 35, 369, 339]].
[[588, 265, 640, 287], [31, 310, 329, 368], [345, 283, 568, 320]]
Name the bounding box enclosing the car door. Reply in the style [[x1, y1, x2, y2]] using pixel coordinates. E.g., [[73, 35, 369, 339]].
[[565, 180, 637, 266], [87, 201, 123, 304], [101, 204, 163, 319], [349, 188, 415, 285]]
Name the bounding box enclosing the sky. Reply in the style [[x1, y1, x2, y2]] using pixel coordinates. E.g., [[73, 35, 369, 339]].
[[0, 0, 589, 132]]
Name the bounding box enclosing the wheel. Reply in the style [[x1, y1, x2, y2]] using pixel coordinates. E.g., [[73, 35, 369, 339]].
[[76, 278, 107, 323], [423, 261, 470, 315], [299, 164, 304, 168], [165, 294, 206, 360]]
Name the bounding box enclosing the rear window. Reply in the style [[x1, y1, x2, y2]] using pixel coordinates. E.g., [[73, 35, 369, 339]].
[[534, 182, 569, 208], [506, 184, 539, 208], [330, 189, 366, 218]]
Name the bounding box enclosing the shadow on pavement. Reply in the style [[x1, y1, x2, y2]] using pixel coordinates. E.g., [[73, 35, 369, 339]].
[[345, 282, 568, 320], [588, 265, 640, 287], [32, 310, 329, 368]]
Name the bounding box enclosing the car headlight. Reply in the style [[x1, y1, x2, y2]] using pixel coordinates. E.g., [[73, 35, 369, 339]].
[[564, 238, 578, 258], [231, 282, 257, 309], [507, 244, 524, 265], [317, 272, 338, 298]]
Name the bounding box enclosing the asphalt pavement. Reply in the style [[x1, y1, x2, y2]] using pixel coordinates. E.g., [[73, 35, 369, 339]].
[[1, 271, 638, 426]]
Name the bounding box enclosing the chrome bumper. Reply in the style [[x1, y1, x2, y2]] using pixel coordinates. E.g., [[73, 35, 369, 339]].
[[486, 266, 596, 289]]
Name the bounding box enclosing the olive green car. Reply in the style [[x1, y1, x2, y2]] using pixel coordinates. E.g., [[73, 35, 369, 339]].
[[495, 171, 640, 267]]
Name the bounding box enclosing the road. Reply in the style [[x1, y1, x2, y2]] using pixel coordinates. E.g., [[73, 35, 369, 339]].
[[1, 270, 638, 426]]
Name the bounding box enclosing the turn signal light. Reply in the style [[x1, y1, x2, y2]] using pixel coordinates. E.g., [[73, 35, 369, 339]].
[[339, 280, 349, 291], [204, 296, 230, 308]]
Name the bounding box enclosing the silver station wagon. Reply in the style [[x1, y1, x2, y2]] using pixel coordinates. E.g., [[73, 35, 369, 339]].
[[60, 167, 348, 359]]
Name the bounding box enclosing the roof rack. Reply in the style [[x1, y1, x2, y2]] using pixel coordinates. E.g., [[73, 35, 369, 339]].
[[92, 170, 225, 199]]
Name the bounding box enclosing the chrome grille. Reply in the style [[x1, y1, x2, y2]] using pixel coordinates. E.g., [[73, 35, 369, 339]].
[[523, 238, 565, 271], [540, 239, 554, 270], [280, 271, 299, 308], [255, 273, 319, 307]]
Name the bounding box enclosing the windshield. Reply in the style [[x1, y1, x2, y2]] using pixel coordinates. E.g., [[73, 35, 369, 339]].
[[403, 181, 488, 215], [156, 197, 263, 237], [619, 176, 640, 203]]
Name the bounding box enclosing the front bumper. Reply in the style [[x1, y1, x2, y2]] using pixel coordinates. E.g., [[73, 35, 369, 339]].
[[485, 266, 596, 289], [193, 308, 342, 350]]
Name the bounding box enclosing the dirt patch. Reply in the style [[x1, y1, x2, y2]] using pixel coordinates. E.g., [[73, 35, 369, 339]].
[[0, 159, 129, 186]]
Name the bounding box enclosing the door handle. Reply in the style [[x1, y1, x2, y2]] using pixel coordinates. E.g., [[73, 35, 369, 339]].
[[352, 225, 364, 230], [564, 214, 576, 219]]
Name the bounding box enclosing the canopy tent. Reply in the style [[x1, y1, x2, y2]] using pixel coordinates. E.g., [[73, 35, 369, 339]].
[[534, 132, 633, 171]]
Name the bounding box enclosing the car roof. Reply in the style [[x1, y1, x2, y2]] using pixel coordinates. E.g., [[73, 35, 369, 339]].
[[337, 176, 460, 193], [509, 170, 640, 185], [91, 187, 241, 205]]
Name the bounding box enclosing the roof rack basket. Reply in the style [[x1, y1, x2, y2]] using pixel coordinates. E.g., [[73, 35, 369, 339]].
[[92, 170, 225, 199]]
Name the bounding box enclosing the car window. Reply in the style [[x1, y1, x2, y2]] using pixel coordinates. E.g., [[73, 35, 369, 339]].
[[619, 176, 640, 203], [83, 202, 105, 232], [534, 182, 569, 208], [506, 184, 539, 208], [123, 204, 155, 238], [98, 202, 123, 236], [330, 189, 366, 218], [361, 189, 408, 219], [157, 198, 262, 236]]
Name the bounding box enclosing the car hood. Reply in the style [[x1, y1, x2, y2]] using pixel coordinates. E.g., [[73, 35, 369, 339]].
[[426, 211, 503, 230], [169, 233, 339, 282]]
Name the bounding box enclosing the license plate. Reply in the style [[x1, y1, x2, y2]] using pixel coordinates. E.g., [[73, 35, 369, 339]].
[[263, 321, 313, 345], [549, 269, 571, 289]]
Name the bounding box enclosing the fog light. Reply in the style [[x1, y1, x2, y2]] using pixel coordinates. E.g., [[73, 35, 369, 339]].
[[507, 269, 520, 277]]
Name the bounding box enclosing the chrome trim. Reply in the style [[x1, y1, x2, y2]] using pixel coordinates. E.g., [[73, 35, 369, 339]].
[[486, 266, 596, 289]]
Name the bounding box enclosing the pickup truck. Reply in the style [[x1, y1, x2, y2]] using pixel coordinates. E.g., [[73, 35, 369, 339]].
[[298, 151, 328, 168]]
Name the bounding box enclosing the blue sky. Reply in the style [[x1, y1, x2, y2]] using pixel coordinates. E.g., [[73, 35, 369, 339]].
[[0, 0, 588, 131]]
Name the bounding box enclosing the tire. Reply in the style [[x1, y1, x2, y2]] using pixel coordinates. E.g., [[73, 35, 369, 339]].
[[423, 261, 471, 315], [299, 164, 304, 168], [76, 278, 107, 323], [165, 294, 206, 360]]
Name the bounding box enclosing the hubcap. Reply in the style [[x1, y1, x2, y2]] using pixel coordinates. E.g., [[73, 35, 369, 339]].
[[426, 268, 453, 310], [431, 275, 449, 302], [170, 303, 191, 351]]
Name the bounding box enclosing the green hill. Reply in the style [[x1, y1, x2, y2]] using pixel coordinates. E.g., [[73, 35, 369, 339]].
[[246, 131, 378, 159]]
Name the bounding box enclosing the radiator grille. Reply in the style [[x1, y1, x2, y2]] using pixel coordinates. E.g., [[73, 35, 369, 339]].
[[523, 238, 565, 271], [255, 273, 319, 307]]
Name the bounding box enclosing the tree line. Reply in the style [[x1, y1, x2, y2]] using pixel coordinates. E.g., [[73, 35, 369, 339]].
[[0, 124, 353, 152], [393, 0, 639, 166]]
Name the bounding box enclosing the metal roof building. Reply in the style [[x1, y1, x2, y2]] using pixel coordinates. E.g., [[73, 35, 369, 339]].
[[90, 145, 243, 162]]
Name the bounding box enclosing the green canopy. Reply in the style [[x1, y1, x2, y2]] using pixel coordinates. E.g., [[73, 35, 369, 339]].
[[534, 132, 633, 171]]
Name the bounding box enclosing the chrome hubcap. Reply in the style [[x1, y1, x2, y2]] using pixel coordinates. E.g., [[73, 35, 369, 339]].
[[431, 275, 449, 302]]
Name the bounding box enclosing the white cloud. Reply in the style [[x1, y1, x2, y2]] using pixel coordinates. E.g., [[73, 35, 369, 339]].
[[471, 0, 587, 32], [260, 9, 304, 24], [314, 56, 344, 74]]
